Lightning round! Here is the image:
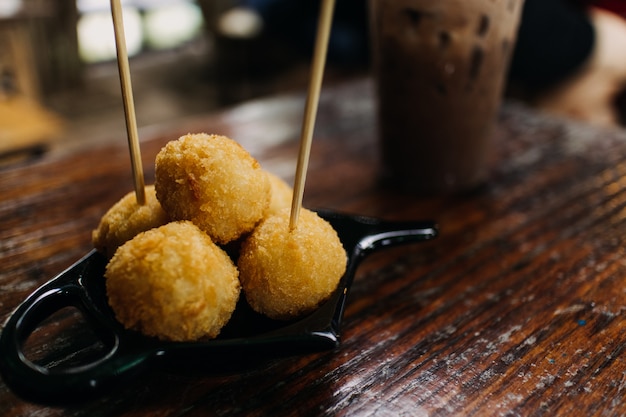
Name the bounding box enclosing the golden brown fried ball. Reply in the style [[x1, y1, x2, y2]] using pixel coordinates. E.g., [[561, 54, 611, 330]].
[[266, 171, 294, 216], [155, 133, 270, 244], [92, 185, 169, 258], [238, 208, 347, 320], [105, 221, 240, 341]]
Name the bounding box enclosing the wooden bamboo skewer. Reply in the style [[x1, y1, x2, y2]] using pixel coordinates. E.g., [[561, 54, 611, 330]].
[[289, 0, 336, 231], [110, 0, 146, 205]]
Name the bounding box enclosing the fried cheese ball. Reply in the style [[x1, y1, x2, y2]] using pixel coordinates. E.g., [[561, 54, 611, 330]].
[[92, 185, 169, 258], [155, 133, 270, 244], [238, 208, 347, 320], [105, 221, 240, 341], [266, 171, 294, 216]]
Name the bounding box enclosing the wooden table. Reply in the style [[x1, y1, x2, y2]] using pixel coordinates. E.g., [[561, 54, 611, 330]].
[[2, 78, 626, 416]]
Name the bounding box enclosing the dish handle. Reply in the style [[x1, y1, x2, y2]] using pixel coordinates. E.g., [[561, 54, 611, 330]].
[[317, 209, 438, 258], [0, 251, 156, 404]]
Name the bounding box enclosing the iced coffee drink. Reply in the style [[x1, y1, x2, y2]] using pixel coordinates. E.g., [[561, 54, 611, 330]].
[[370, 0, 523, 193]]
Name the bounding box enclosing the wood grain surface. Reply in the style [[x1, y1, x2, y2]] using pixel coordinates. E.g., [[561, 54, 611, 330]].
[[1, 79, 626, 416]]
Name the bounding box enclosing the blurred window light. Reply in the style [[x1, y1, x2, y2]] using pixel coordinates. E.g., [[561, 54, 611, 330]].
[[77, 6, 143, 63], [76, 0, 204, 63], [77, 0, 109, 13], [143, 2, 203, 50], [217, 7, 263, 39], [0, 0, 22, 17]]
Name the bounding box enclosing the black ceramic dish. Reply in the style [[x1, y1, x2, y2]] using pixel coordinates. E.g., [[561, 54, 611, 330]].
[[0, 210, 437, 404]]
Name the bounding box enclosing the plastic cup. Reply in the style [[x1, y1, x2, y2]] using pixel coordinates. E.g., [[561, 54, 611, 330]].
[[370, 0, 524, 193]]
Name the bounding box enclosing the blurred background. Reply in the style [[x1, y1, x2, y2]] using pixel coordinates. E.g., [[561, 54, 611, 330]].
[[0, 0, 367, 161]]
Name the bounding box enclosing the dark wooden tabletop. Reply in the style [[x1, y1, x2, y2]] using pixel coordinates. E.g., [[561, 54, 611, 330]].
[[2, 78, 626, 416]]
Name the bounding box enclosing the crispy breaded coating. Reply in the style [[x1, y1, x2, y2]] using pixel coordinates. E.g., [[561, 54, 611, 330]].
[[154, 133, 270, 244], [238, 208, 347, 320], [92, 185, 169, 259], [105, 221, 240, 342], [266, 171, 294, 217]]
